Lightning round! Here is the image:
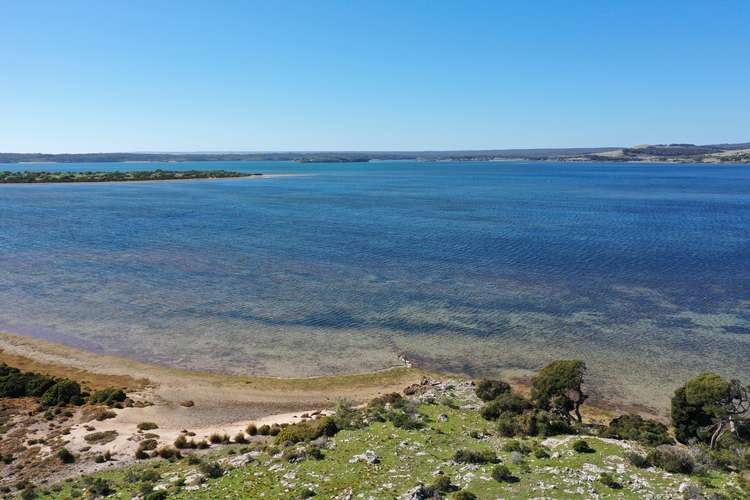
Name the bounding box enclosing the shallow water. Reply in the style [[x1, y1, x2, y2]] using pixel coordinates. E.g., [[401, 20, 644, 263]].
[[1, 161, 748, 411]]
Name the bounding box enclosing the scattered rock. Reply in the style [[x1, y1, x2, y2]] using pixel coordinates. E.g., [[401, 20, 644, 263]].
[[350, 450, 380, 465], [180, 400, 195, 407], [437, 414, 448, 422], [678, 481, 704, 499], [184, 473, 205, 486], [401, 484, 428, 500], [225, 451, 261, 468]]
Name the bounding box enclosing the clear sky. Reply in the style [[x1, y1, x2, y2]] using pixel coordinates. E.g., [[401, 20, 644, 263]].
[[2, 1, 749, 152]]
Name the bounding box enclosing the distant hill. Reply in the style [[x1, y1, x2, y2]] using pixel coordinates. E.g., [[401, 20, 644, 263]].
[[1, 143, 748, 164]]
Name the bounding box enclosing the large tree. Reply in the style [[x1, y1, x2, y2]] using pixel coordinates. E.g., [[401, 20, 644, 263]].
[[531, 360, 588, 424], [672, 372, 749, 448]]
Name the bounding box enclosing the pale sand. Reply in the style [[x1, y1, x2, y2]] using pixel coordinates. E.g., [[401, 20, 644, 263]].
[[0, 331, 429, 468]]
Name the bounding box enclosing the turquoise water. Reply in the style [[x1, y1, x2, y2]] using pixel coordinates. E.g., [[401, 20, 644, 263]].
[[1, 161, 748, 410]]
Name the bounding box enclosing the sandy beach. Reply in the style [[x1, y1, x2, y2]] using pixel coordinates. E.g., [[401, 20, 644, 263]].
[[0, 331, 428, 478]]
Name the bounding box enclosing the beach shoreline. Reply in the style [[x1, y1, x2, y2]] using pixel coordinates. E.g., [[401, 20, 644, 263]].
[[0, 331, 433, 481]]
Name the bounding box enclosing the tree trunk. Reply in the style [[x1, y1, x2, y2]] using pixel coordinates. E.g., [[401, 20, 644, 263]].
[[710, 421, 726, 449]]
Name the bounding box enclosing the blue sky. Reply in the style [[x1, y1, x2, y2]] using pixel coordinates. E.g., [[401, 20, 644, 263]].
[[2, 1, 749, 152]]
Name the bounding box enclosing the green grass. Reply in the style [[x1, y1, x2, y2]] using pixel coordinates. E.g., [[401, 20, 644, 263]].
[[32, 401, 744, 499]]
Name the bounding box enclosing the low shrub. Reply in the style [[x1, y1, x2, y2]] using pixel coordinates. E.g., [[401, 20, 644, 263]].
[[572, 439, 595, 453], [452, 449, 498, 464], [246, 424, 257, 436], [600, 414, 672, 446], [453, 491, 477, 500], [480, 393, 532, 420], [424, 476, 455, 496], [275, 417, 338, 445], [491, 464, 518, 482], [475, 379, 512, 402], [307, 446, 324, 460], [56, 448, 75, 464], [533, 410, 574, 437], [89, 388, 127, 406], [139, 439, 158, 451], [534, 447, 550, 459], [258, 424, 271, 436], [156, 446, 180, 460], [208, 433, 227, 444], [95, 410, 116, 421], [86, 478, 112, 497], [502, 439, 531, 454], [627, 451, 648, 468], [234, 432, 247, 444], [137, 422, 158, 431], [647, 445, 695, 474], [41, 380, 82, 407], [174, 435, 189, 449], [199, 462, 224, 479], [599, 472, 622, 489]]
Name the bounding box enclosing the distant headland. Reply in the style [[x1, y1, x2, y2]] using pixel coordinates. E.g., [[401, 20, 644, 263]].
[[0, 169, 261, 184], [1, 142, 749, 164]]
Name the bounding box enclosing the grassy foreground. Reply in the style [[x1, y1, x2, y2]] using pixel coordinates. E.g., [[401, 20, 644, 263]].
[[23, 380, 745, 499]]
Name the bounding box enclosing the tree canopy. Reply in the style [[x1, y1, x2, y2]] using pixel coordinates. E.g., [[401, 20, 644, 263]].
[[531, 360, 588, 423]]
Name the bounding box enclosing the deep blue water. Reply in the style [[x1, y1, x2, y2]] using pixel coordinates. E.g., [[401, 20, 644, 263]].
[[1, 161, 748, 410]]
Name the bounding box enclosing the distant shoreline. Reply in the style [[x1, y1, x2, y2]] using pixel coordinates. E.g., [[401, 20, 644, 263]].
[[0, 172, 307, 186], [1, 142, 749, 164]]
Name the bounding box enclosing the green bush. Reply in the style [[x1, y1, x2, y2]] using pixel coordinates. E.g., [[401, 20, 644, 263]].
[[599, 472, 622, 489], [647, 445, 695, 474], [208, 433, 224, 444], [156, 447, 180, 460], [534, 447, 550, 459], [601, 414, 672, 446], [174, 435, 189, 449], [452, 449, 498, 464], [199, 462, 224, 479], [424, 476, 455, 496], [502, 439, 531, 454], [480, 393, 532, 420], [627, 452, 648, 468], [572, 439, 594, 453], [475, 379, 511, 402], [495, 413, 523, 437], [40, 380, 82, 407], [90, 388, 127, 406], [275, 417, 338, 445], [87, 478, 112, 497], [534, 410, 573, 436], [491, 464, 518, 482], [453, 491, 477, 500], [139, 439, 158, 451], [56, 448, 75, 464]]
